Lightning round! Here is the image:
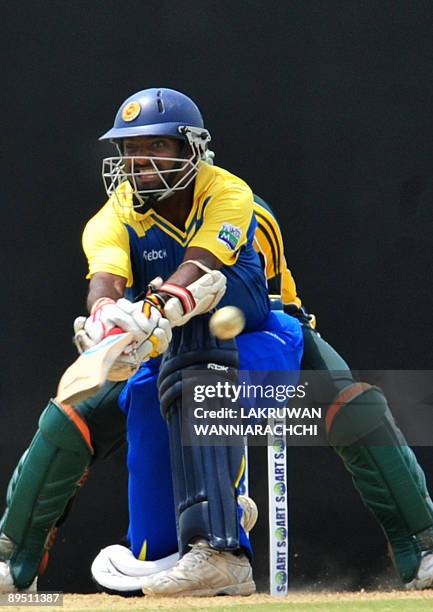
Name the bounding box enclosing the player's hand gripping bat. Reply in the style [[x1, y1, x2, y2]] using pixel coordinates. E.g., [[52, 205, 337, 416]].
[[56, 328, 134, 405]]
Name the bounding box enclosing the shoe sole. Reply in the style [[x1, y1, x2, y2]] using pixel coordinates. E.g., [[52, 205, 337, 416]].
[[143, 580, 256, 597]]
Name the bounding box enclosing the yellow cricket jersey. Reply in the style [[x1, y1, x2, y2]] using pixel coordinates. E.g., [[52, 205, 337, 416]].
[[252, 196, 302, 308], [82, 163, 270, 330]]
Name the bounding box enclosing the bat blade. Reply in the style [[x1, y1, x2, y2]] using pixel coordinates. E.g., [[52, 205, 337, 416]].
[[56, 332, 134, 404]]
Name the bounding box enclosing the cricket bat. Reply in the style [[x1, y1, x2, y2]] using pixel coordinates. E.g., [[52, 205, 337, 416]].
[[56, 329, 134, 405]]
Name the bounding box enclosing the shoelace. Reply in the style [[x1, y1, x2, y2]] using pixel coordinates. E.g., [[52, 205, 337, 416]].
[[173, 542, 217, 572]]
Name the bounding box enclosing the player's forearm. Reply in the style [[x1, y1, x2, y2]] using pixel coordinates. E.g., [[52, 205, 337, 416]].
[[86, 272, 127, 312], [166, 246, 223, 288]]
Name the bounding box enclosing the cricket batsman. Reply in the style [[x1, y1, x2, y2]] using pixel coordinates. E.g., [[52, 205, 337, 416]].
[[0, 87, 304, 596]]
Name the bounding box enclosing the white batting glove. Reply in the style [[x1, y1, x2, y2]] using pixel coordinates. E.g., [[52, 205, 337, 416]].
[[114, 297, 162, 336], [73, 316, 95, 353], [73, 313, 172, 381], [76, 297, 163, 348], [108, 317, 172, 379], [158, 270, 227, 327]]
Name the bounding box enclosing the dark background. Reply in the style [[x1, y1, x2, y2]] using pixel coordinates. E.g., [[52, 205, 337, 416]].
[[2, 0, 433, 593]]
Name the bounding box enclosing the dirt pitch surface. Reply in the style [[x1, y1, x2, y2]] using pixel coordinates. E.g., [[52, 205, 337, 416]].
[[3, 591, 433, 612]]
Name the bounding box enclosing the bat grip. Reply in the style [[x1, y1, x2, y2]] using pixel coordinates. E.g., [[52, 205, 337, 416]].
[[105, 326, 127, 337]]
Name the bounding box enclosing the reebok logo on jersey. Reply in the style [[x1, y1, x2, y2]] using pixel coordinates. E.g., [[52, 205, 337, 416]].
[[143, 249, 167, 261], [217, 223, 242, 251]]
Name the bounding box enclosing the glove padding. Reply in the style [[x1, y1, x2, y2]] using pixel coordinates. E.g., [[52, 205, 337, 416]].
[[81, 297, 162, 345], [73, 305, 172, 381], [161, 270, 227, 327], [107, 322, 172, 380]]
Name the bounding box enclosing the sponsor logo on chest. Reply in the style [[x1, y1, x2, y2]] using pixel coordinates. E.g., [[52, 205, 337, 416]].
[[142, 248, 168, 261]]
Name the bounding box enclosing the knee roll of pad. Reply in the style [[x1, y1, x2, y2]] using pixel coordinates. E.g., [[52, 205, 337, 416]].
[[158, 315, 243, 555], [39, 400, 93, 453], [326, 383, 388, 446], [159, 313, 239, 419]]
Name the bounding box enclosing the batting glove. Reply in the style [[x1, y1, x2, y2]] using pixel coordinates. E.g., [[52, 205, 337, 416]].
[[154, 271, 226, 327], [73, 310, 172, 381], [75, 296, 165, 348], [107, 318, 172, 380], [144, 261, 226, 328]]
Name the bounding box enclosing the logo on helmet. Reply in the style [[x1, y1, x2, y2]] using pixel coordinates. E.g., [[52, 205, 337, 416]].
[[122, 101, 141, 122]]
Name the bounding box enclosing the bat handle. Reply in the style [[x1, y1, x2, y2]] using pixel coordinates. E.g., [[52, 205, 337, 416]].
[[105, 326, 127, 337]]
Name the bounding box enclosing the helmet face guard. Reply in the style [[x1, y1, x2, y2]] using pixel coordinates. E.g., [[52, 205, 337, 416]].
[[99, 88, 211, 207], [101, 126, 211, 207]]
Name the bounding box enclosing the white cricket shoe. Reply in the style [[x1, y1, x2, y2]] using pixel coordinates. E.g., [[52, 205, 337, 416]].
[[0, 562, 15, 592], [0, 561, 37, 593], [141, 539, 255, 597], [238, 495, 258, 533], [406, 552, 433, 589]]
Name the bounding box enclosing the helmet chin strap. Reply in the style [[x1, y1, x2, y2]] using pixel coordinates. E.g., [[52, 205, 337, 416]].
[[133, 187, 180, 210], [131, 192, 159, 211]]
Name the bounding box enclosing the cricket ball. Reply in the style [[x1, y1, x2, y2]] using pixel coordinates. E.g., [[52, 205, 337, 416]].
[[209, 306, 246, 340]]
